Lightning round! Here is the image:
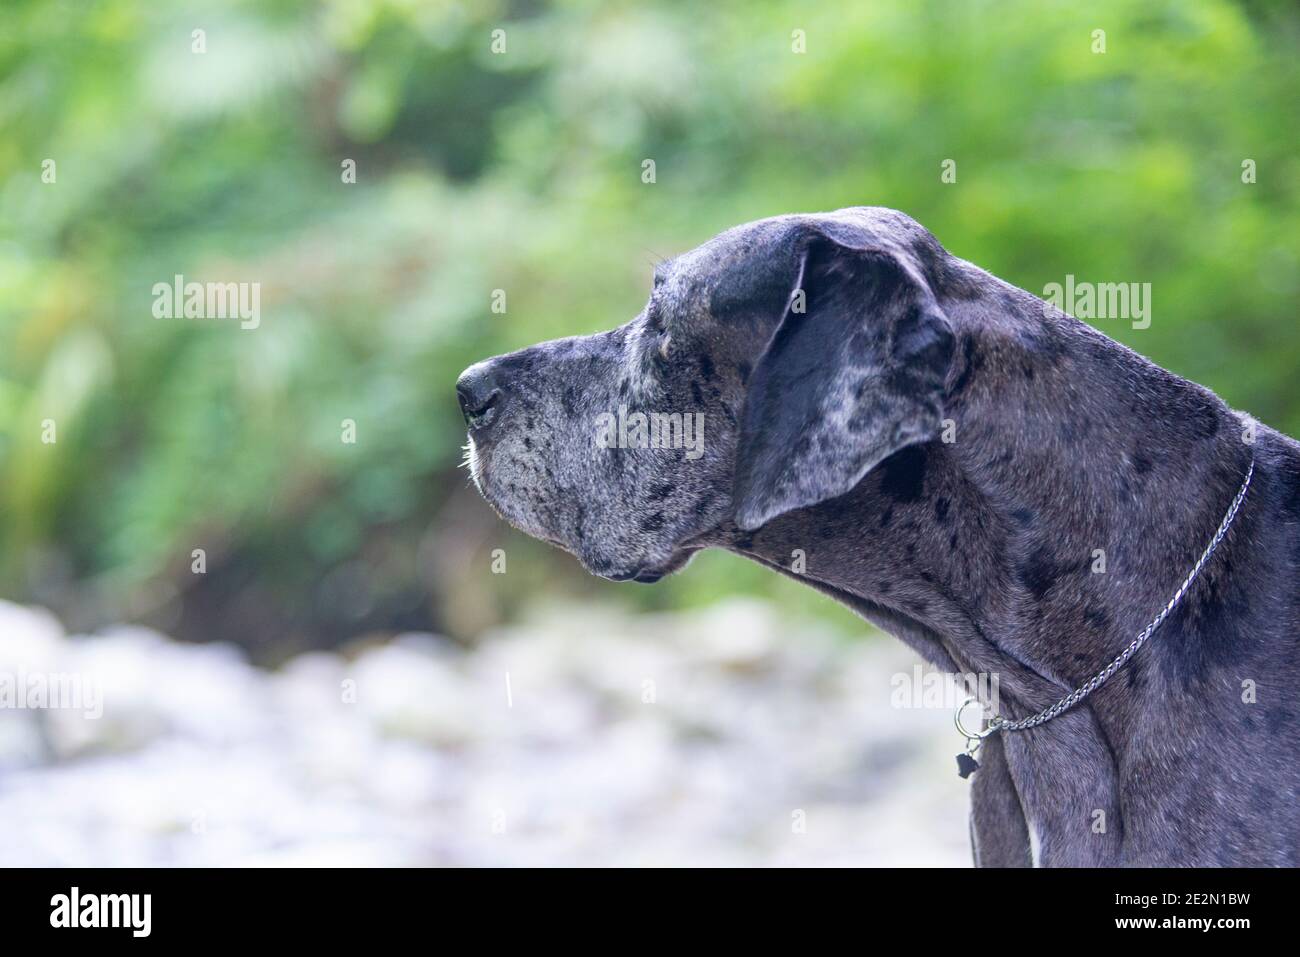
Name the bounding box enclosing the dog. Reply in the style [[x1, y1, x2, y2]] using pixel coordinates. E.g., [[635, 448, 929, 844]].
[[457, 207, 1300, 866]]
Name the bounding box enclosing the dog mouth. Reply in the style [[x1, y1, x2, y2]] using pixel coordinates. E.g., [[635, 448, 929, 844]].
[[474, 485, 700, 584], [465, 428, 706, 587]]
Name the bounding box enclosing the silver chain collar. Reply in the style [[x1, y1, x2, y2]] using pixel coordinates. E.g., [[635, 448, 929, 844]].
[[957, 454, 1255, 751]]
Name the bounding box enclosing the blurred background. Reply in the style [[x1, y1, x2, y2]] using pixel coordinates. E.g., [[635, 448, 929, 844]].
[[0, 0, 1296, 865]]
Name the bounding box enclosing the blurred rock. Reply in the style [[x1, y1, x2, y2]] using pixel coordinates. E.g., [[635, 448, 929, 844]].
[[0, 597, 971, 866]]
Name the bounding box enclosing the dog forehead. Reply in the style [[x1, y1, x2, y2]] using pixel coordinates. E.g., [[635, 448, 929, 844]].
[[650, 218, 800, 331], [654, 217, 806, 330], [670, 215, 803, 279]]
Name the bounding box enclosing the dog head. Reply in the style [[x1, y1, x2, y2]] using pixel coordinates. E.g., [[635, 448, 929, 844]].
[[457, 207, 956, 581]]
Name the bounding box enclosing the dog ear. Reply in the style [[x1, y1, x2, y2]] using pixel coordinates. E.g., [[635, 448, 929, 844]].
[[733, 234, 954, 531]]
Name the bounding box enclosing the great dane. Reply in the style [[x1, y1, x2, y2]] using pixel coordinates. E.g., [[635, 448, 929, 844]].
[[456, 207, 1300, 866]]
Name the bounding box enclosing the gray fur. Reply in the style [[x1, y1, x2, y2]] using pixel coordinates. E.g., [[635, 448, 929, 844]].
[[459, 207, 1300, 866]]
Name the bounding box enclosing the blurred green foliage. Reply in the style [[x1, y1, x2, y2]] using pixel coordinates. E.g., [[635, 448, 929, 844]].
[[1, 0, 1297, 654]]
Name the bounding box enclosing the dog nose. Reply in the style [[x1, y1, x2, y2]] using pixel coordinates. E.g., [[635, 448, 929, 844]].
[[456, 362, 505, 431]]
